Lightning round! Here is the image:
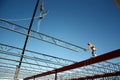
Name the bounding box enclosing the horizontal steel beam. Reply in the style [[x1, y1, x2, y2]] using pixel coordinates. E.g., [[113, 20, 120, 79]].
[[0, 43, 75, 63], [24, 49, 120, 80], [71, 71, 120, 80], [0, 18, 86, 52]]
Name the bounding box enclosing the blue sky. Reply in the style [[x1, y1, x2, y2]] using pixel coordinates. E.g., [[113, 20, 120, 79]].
[[0, 0, 120, 62]]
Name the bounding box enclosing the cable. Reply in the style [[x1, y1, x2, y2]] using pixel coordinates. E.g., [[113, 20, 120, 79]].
[[37, 19, 42, 32], [0, 16, 39, 22]]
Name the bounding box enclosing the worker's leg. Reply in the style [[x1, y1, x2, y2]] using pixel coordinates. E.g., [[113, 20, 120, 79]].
[[92, 50, 96, 57]]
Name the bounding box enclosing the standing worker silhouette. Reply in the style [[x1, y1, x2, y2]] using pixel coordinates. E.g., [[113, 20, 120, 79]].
[[86, 42, 96, 57], [39, 3, 48, 19], [37, 2, 48, 32], [39, 4, 44, 19]]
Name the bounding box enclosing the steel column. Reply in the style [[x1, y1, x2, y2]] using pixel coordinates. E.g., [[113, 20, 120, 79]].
[[55, 71, 57, 80]]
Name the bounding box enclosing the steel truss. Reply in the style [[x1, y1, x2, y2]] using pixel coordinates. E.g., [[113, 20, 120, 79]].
[[0, 43, 76, 79], [24, 49, 120, 80], [1, 43, 119, 80], [0, 18, 120, 80], [0, 18, 85, 52]]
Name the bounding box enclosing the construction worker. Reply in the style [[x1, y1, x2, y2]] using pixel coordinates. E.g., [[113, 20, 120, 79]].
[[86, 42, 96, 57], [39, 4, 48, 19], [39, 4, 44, 19]]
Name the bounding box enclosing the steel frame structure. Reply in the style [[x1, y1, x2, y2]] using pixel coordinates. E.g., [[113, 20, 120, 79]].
[[0, 43, 75, 66], [0, 43, 76, 79], [0, 16, 85, 80], [0, 14, 120, 80], [24, 49, 120, 80], [0, 44, 120, 80]]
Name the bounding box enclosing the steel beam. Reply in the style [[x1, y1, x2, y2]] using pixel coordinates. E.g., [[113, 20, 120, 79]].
[[0, 18, 85, 52], [71, 71, 120, 80], [24, 49, 120, 80]]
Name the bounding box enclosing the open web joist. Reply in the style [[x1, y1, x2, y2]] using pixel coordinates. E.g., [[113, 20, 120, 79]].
[[0, 18, 85, 52], [24, 49, 120, 80], [0, 43, 76, 79]]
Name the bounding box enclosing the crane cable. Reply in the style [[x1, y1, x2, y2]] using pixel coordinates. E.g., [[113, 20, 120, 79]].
[[0, 16, 39, 22]]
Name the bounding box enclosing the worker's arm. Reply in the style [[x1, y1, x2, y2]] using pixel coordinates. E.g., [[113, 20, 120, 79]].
[[86, 46, 91, 51], [84, 46, 91, 51]]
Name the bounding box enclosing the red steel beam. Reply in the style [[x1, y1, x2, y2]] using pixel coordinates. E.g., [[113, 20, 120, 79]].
[[71, 71, 120, 80], [24, 49, 120, 80]]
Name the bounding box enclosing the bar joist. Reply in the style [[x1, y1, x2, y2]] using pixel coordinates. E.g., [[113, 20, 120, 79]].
[[24, 49, 120, 80]]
